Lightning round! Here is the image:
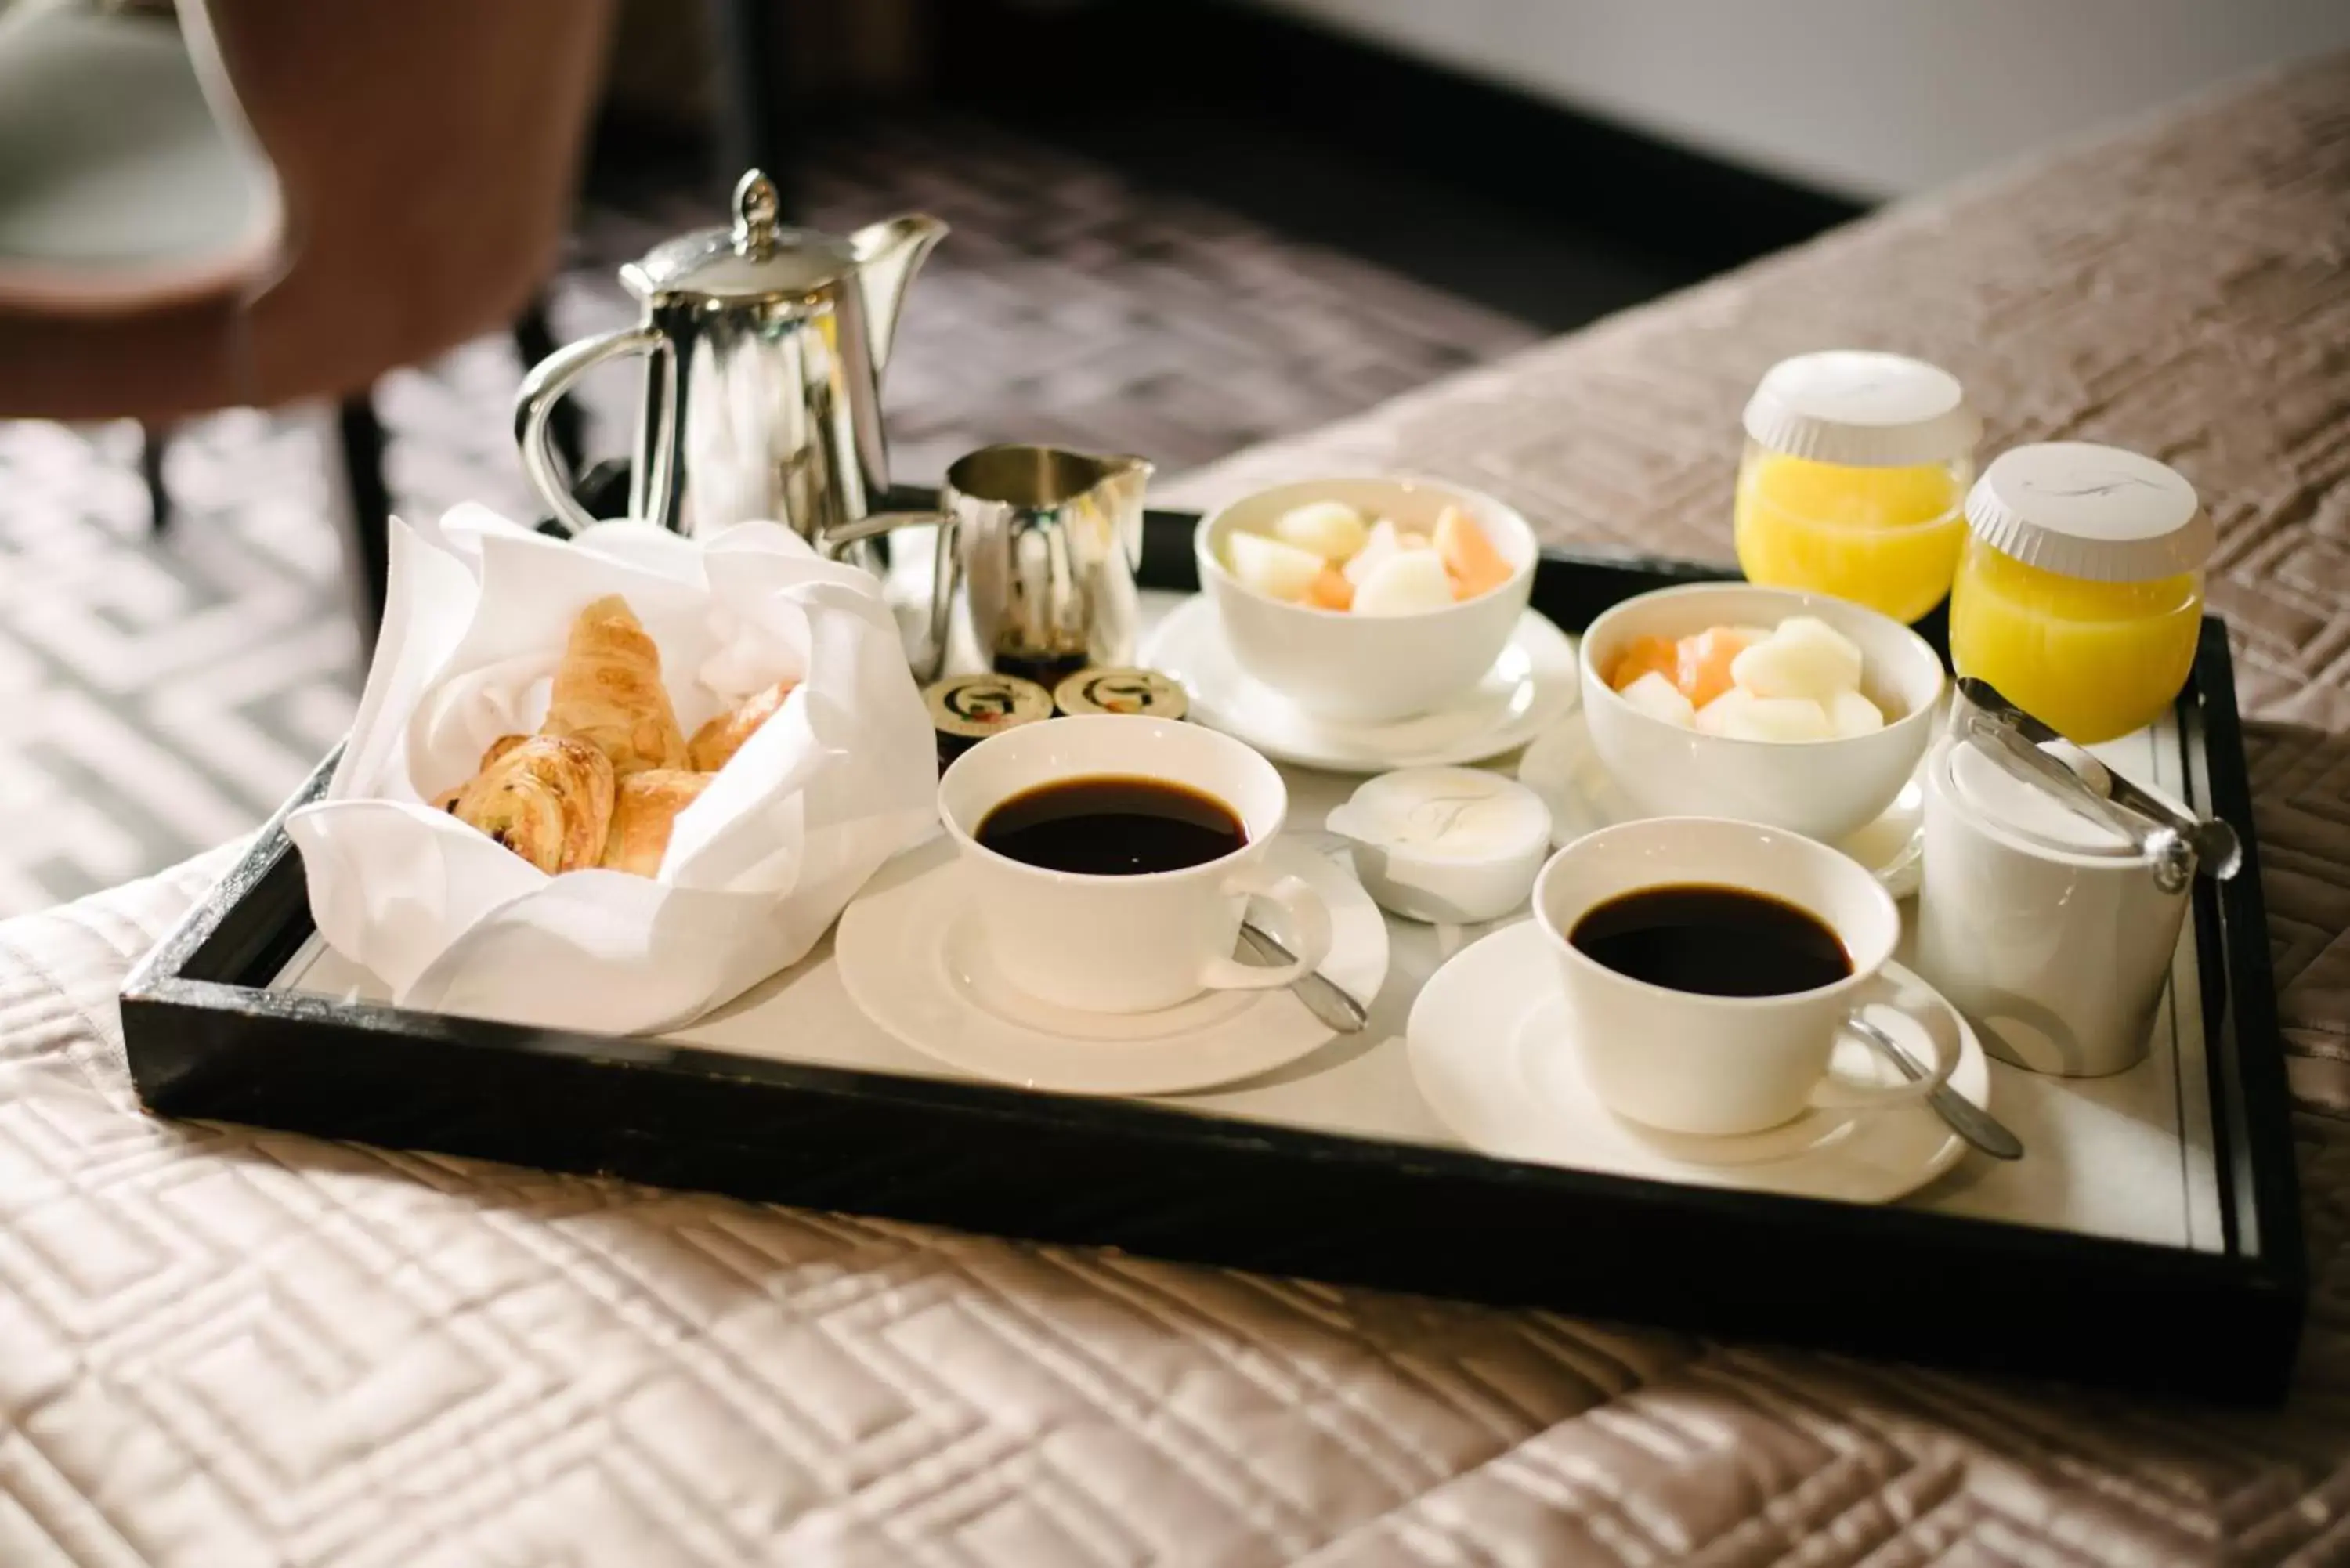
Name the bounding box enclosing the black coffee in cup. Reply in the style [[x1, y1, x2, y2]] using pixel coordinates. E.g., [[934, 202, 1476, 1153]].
[[977, 775, 1246, 876], [1569, 883, 1852, 998]]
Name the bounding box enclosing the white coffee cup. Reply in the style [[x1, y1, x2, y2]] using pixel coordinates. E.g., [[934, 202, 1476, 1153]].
[[938, 715, 1334, 1014], [1531, 817, 1958, 1137]]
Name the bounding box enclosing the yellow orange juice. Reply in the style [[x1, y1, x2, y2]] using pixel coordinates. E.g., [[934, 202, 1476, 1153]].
[[1734, 449, 1965, 624], [1948, 537, 2202, 744]]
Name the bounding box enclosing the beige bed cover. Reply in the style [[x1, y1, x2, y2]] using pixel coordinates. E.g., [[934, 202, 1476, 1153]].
[[3, 53, 2348, 1567]]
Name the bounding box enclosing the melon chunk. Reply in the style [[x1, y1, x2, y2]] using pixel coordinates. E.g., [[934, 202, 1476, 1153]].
[[1306, 563, 1354, 611], [1724, 696, 1835, 743], [1273, 500, 1368, 562], [1352, 548, 1455, 616], [1828, 689, 1885, 736], [1610, 634, 1679, 692], [1694, 687, 1752, 736], [1227, 531, 1324, 602], [1675, 627, 1752, 708], [1730, 616, 1864, 701], [1434, 505, 1513, 598], [1621, 670, 1695, 728], [1344, 518, 1402, 587]]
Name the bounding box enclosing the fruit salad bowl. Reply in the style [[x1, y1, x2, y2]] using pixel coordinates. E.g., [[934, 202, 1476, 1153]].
[[1578, 582, 1945, 844], [1195, 475, 1537, 723]]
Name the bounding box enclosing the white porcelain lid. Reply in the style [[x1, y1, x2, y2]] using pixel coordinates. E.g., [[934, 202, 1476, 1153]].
[[1741, 351, 1979, 468], [1964, 442, 2212, 583], [1947, 739, 2135, 857], [1327, 767, 1549, 862]]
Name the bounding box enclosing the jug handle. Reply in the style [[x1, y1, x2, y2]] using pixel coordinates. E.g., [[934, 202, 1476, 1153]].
[[515, 324, 666, 536], [822, 509, 957, 684]]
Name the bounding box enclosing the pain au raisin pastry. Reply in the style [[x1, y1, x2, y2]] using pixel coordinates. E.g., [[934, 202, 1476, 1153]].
[[541, 595, 689, 776], [688, 679, 797, 773], [449, 735, 615, 874], [598, 768, 713, 876], [430, 734, 531, 811]]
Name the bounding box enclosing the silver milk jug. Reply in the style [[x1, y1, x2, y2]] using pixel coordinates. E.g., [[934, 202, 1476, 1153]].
[[515, 169, 946, 548]]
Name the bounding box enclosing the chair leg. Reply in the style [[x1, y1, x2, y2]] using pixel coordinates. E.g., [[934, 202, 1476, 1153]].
[[332, 390, 392, 642], [139, 421, 171, 534], [512, 295, 584, 482]]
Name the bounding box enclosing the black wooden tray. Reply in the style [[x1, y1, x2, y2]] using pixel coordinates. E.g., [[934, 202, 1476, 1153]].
[[119, 504, 2304, 1403]]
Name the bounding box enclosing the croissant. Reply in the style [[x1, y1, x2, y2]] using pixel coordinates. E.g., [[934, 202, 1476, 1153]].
[[430, 734, 530, 811], [599, 768, 712, 877], [689, 680, 797, 773], [450, 735, 615, 873], [542, 595, 689, 777]]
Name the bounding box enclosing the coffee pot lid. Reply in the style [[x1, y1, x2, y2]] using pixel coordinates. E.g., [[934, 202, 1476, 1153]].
[[621, 170, 859, 301]]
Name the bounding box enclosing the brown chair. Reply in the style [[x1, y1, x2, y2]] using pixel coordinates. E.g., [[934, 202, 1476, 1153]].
[[0, 0, 614, 632]]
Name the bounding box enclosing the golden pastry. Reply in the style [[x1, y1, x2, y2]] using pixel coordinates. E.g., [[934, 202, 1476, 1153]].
[[430, 735, 528, 813], [688, 680, 797, 773], [541, 595, 689, 776], [450, 735, 615, 873], [599, 768, 712, 877]]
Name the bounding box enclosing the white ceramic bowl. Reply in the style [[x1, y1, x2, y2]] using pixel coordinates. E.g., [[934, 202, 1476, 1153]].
[[1195, 476, 1538, 723], [1577, 583, 1945, 844]]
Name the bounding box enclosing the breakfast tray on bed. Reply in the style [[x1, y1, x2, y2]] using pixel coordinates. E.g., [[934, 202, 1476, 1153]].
[[118, 504, 2304, 1402]]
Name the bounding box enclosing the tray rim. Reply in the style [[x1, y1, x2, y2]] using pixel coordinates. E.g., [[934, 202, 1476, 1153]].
[[118, 517, 2305, 1403]]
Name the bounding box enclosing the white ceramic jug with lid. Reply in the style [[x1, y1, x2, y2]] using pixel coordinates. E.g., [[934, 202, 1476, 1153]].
[[1914, 731, 2193, 1077]]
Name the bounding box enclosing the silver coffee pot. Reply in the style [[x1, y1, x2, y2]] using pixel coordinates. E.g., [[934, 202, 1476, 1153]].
[[515, 170, 946, 547]]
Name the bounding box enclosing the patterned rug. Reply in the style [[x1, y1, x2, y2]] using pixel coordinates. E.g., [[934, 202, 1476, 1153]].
[[0, 119, 1538, 916]]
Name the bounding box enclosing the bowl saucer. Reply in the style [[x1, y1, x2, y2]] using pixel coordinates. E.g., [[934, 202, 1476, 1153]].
[[1141, 595, 1579, 774], [1515, 711, 1926, 898]]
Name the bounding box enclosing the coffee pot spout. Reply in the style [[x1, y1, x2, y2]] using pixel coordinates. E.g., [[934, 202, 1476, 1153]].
[[851, 213, 949, 375]]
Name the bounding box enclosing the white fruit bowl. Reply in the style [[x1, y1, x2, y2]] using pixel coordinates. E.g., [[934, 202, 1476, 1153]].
[[1195, 476, 1538, 723], [1578, 582, 1946, 844]]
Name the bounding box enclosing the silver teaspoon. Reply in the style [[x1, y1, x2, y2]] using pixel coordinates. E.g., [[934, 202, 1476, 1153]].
[[1237, 923, 1368, 1034], [1848, 1014, 2023, 1161]]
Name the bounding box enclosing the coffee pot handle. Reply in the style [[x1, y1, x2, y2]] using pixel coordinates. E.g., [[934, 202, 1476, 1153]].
[[515, 324, 667, 537]]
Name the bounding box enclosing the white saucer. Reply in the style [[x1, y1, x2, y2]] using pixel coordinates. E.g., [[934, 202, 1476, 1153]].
[[1141, 595, 1580, 773], [835, 836, 1389, 1096], [1514, 710, 1927, 898], [1405, 923, 1989, 1205]]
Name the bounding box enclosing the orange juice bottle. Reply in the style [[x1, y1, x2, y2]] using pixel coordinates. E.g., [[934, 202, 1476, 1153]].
[[1733, 351, 1979, 623], [1948, 443, 2212, 744]]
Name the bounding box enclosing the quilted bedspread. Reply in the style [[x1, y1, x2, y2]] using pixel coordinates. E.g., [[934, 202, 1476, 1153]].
[[7, 54, 2350, 1568]]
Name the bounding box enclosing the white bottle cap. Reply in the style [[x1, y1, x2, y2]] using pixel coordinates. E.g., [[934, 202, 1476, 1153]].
[[1741, 351, 1979, 468], [1964, 443, 2212, 583]]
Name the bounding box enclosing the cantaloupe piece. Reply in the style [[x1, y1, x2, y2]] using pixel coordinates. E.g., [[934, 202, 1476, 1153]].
[[1307, 563, 1354, 611], [1675, 627, 1752, 708], [1434, 505, 1513, 598], [1609, 634, 1679, 692]]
